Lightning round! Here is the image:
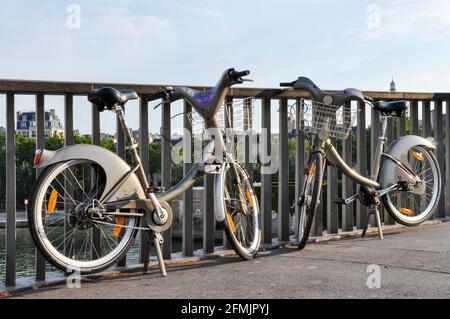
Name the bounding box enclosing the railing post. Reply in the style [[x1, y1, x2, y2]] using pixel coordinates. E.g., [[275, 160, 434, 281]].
[[182, 100, 194, 256], [5, 92, 16, 287], [261, 98, 272, 247], [91, 103, 101, 259], [356, 101, 367, 229], [138, 95, 150, 262], [433, 100, 445, 218], [35, 93, 46, 281], [446, 100, 450, 217], [161, 102, 173, 258], [342, 101, 353, 231], [278, 98, 289, 244]]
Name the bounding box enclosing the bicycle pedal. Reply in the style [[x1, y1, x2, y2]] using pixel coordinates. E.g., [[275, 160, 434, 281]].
[[334, 198, 347, 205]]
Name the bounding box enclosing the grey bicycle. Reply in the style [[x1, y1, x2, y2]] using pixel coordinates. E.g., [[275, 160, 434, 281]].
[[280, 77, 441, 250], [28, 69, 261, 276]]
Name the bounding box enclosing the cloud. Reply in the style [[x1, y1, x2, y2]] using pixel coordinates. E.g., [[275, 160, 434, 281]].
[[180, 6, 224, 18], [350, 0, 450, 42], [96, 15, 175, 39]]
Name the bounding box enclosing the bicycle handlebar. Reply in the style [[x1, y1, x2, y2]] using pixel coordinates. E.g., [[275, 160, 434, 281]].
[[148, 91, 167, 102], [229, 69, 250, 82]]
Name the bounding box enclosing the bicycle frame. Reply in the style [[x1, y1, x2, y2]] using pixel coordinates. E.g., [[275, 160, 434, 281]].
[[313, 113, 424, 194]]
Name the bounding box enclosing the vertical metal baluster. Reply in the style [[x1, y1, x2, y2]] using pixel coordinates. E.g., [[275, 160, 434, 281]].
[[410, 100, 419, 135], [116, 106, 126, 267], [370, 107, 381, 227], [182, 100, 194, 256], [295, 99, 308, 236], [396, 104, 407, 213], [342, 101, 354, 231], [35, 93, 46, 281], [422, 100, 432, 137], [261, 98, 272, 248], [91, 103, 101, 259], [356, 101, 368, 229], [433, 100, 445, 218], [445, 100, 450, 217], [5, 92, 16, 287], [384, 115, 395, 225], [161, 102, 173, 259], [278, 98, 289, 244], [223, 96, 233, 250], [139, 96, 150, 262]]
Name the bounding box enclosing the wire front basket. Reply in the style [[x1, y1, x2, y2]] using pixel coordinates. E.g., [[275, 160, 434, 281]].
[[293, 98, 357, 140], [188, 97, 255, 137]]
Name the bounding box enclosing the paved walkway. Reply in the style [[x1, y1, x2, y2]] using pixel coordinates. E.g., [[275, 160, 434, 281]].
[[10, 222, 450, 299]]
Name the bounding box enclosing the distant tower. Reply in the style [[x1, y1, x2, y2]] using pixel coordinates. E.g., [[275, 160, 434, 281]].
[[390, 76, 396, 92]]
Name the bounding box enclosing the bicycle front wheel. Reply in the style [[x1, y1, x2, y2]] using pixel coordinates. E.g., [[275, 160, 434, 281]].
[[219, 162, 261, 260], [28, 159, 140, 274], [297, 152, 323, 250]]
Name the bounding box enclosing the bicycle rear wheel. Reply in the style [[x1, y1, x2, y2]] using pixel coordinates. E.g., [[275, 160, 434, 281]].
[[297, 152, 323, 250], [382, 145, 441, 226], [28, 159, 139, 274]]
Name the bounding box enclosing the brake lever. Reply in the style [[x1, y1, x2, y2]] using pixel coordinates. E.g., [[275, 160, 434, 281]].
[[242, 79, 254, 82]]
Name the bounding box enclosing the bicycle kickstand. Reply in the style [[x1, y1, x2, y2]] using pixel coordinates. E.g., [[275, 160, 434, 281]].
[[152, 231, 167, 277], [142, 230, 167, 277], [361, 206, 384, 240]]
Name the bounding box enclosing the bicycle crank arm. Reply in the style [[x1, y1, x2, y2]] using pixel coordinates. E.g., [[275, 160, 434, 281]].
[[334, 194, 359, 205]]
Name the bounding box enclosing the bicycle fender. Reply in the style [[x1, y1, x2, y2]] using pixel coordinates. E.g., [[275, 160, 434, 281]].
[[214, 161, 229, 223], [36, 144, 146, 202], [378, 135, 436, 188]]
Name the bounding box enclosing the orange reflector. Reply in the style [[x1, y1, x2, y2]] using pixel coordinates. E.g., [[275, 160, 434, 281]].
[[113, 217, 126, 238], [400, 208, 413, 216], [246, 187, 253, 208], [305, 164, 317, 176], [47, 188, 58, 214], [412, 151, 425, 161], [227, 213, 236, 232]]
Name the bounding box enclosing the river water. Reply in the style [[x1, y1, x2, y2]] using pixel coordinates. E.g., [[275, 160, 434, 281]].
[[0, 226, 204, 283]]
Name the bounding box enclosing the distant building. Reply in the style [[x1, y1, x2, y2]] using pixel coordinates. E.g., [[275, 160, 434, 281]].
[[0, 126, 5, 135], [390, 77, 396, 92], [16, 109, 63, 138]]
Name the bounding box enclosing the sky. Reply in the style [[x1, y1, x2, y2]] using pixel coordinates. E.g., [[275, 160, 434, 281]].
[[1, 0, 450, 134]]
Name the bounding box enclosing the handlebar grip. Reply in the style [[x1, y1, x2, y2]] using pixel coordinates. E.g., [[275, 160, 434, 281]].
[[235, 70, 250, 77], [229, 69, 250, 81], [148, 91, 167, 102]]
